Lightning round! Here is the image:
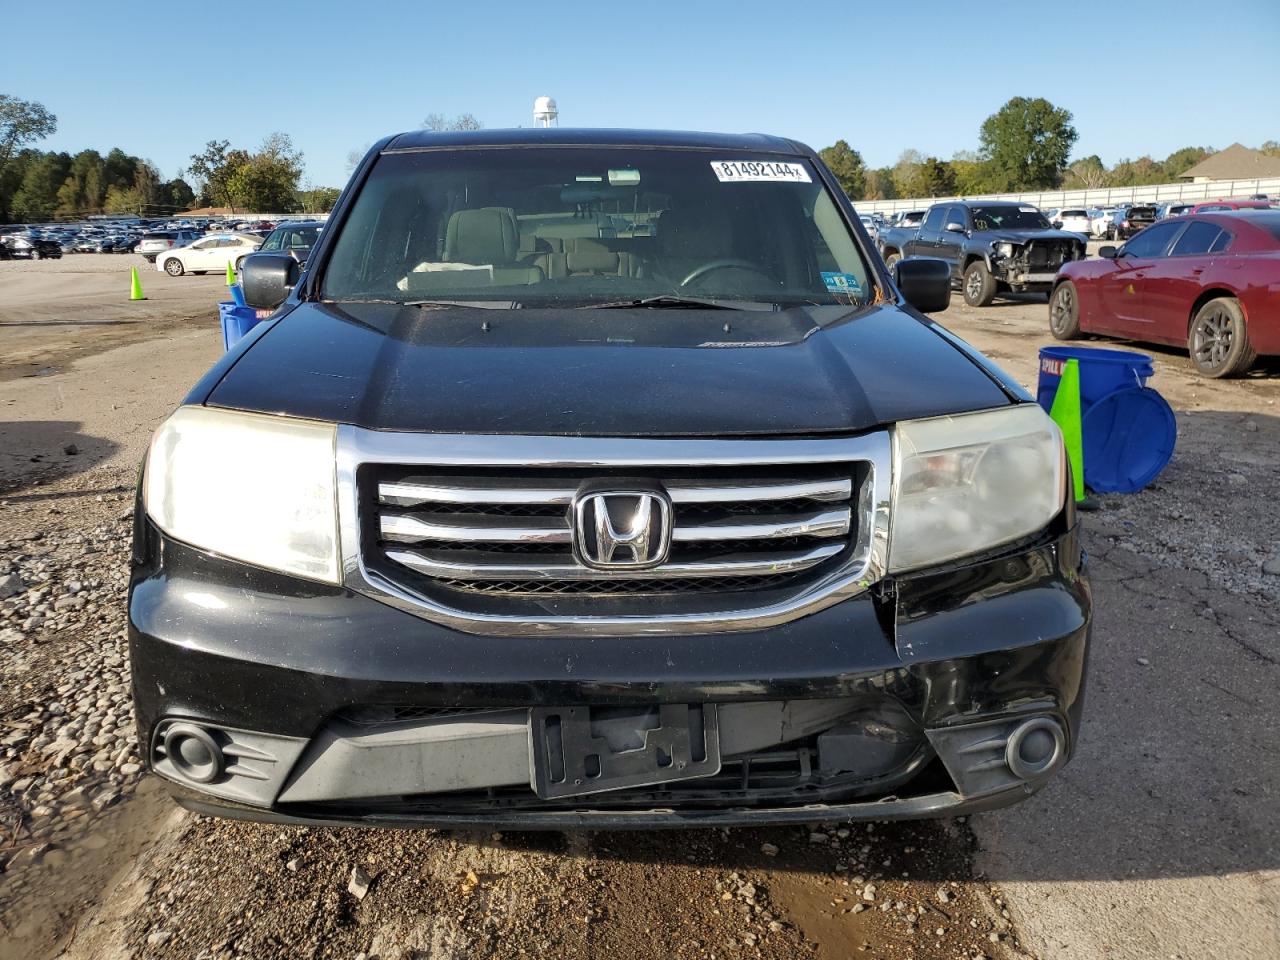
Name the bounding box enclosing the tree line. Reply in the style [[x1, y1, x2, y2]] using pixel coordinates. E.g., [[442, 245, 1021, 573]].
[[821, 95, 1279, 202], [0, 94, 341, 222]]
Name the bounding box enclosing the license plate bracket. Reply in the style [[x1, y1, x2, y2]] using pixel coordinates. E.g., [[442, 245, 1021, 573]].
[[530, 704, 720, 799]]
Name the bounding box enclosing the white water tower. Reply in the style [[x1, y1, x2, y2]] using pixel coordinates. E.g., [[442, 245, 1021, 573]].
[[533, 96, 558, 127]]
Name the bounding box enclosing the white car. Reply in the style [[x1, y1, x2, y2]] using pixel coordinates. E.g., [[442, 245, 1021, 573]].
[[156, 233, 262, 277], [1051, 208, 1092, 236], [1089, 207, 1118, 238]]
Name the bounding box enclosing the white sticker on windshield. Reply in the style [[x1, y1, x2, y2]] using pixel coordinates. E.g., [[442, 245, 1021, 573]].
[[711, 160, 811, 183]]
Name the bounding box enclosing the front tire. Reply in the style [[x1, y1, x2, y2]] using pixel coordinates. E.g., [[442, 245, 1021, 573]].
[[1049, 281, 1082, 339], [163, 258, 184, 277], [962, 260, 997, 307], [1189, 297, 1255, 378]]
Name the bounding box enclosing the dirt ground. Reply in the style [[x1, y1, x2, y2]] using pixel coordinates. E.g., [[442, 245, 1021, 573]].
[[0, 257, 1276, 960]]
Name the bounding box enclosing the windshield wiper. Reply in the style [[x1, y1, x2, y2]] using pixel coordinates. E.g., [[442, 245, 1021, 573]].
[[403, 299, 517, 310], [589, 295, 763, 311]]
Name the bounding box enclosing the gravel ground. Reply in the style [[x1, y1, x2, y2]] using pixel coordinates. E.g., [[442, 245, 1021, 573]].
[[0, 259, 1276, 959]]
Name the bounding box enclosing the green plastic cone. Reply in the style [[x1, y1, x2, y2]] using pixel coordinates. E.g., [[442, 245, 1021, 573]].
[[129, 267, 145, 301], [225, 261, 236, 285], [1050, 357, 1086, 502]]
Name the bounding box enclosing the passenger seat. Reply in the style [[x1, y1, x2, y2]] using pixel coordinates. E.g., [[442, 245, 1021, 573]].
[[401, 208, 543, 292]]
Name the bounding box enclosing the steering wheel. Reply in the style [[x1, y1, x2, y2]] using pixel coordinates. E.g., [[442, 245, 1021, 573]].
[[679, 259, 773, 288]]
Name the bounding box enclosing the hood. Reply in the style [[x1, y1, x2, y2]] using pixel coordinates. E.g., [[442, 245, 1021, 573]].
[[204, 301, 1011, 436], [983, 228, 1086, 245]]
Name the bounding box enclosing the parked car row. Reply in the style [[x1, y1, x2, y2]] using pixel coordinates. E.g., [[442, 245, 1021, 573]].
[[0, 216, 319, 262], [1043, 197, 1273, 240]]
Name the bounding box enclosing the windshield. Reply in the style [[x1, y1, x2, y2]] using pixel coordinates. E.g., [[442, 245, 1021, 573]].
[[970, 206, 1051, 230], [320, 147, 873, 308]]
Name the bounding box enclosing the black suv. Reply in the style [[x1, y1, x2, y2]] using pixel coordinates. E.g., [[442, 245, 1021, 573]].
[[129, 129, 1090, 829], [879, 201, 1086, 307]]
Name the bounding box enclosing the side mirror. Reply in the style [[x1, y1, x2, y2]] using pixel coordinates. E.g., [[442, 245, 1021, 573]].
[[894, 257, 951, 313], [242, 252, 300, 310], [944, 221, 966, 234], [1098, 245, 1118, 259]]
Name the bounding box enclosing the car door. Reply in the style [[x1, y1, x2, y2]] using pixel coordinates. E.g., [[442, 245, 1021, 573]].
[[934, 205, 968, 270], [906, 206, 946, 258], [184, 238, 217, 269], [1140, 220, 1230, 345], [1097, 221, 1184, 333], [212, 237, 242, 270]]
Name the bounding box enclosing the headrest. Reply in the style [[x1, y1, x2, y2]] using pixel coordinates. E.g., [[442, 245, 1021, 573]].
[[566, 249, 619, 274], [444, 208, 518, 264]]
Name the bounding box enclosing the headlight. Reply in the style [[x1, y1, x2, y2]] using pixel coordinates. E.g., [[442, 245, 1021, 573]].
[[889, 405, 1065, 573], [993, 242, 1016, 258], [144, 406, 340, 583]]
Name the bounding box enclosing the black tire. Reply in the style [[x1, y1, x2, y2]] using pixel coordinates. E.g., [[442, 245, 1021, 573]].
[[1049, 281, 1082, 339], [163, 257, 184, 277], [962, 260, 997, 307], [1188, 297, 1256, 378], [31, 250, 42, 261]]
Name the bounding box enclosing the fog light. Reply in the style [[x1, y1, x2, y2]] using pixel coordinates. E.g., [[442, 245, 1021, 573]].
[[1005, 718, 1065, 780], [162, 724, 224, 784]]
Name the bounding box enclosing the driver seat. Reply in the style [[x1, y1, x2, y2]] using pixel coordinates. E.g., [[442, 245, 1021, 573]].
[[654, 205, 761, 289]]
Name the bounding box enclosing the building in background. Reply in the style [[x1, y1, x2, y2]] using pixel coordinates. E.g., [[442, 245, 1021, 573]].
[[1180, 144, 1280, 183]]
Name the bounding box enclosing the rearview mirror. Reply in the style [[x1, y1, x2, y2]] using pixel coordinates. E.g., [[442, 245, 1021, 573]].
[[242, 252, 300, 310], [944, 221, 966, 233], [894, 257, 951, 313], [1098, 245, 1118, 259]]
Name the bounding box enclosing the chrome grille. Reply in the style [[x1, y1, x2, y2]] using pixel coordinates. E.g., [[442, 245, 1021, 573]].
[[336, 428, 892, 636], [372, 470, 857, 595]]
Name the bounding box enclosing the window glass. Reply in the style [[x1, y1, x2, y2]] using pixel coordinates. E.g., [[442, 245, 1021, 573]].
[[1170, 221, 1222, 256], [261, 230, 283, 251], [1209, 230, 1233, 252], [923, 206, 946, 231], [286, 227, 319, 249], [970, 205, 1050, 230], [945, 206, 967, 229], [321, 148, 874, 307], [1121, 222, 1182, 259]]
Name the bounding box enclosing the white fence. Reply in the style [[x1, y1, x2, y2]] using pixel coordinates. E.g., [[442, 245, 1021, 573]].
[[855, 177, 1280, 215]]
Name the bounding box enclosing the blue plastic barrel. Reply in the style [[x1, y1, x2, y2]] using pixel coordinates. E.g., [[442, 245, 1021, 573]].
[[1080, 387, 1178, 493], [1036, 345, 1175, 494], [1036, 346, 1154, 412], [218, 301, 260, 351]]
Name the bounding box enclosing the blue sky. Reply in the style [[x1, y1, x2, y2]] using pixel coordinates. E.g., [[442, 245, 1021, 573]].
[[8, 0, 1278, 188]]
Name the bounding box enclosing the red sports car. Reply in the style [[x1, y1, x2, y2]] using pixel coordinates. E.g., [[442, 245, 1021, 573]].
[[1049, 210, 1280, 377]]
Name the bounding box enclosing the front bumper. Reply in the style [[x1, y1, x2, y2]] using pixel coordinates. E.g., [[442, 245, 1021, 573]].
[[128, 518, 1091, 828]]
